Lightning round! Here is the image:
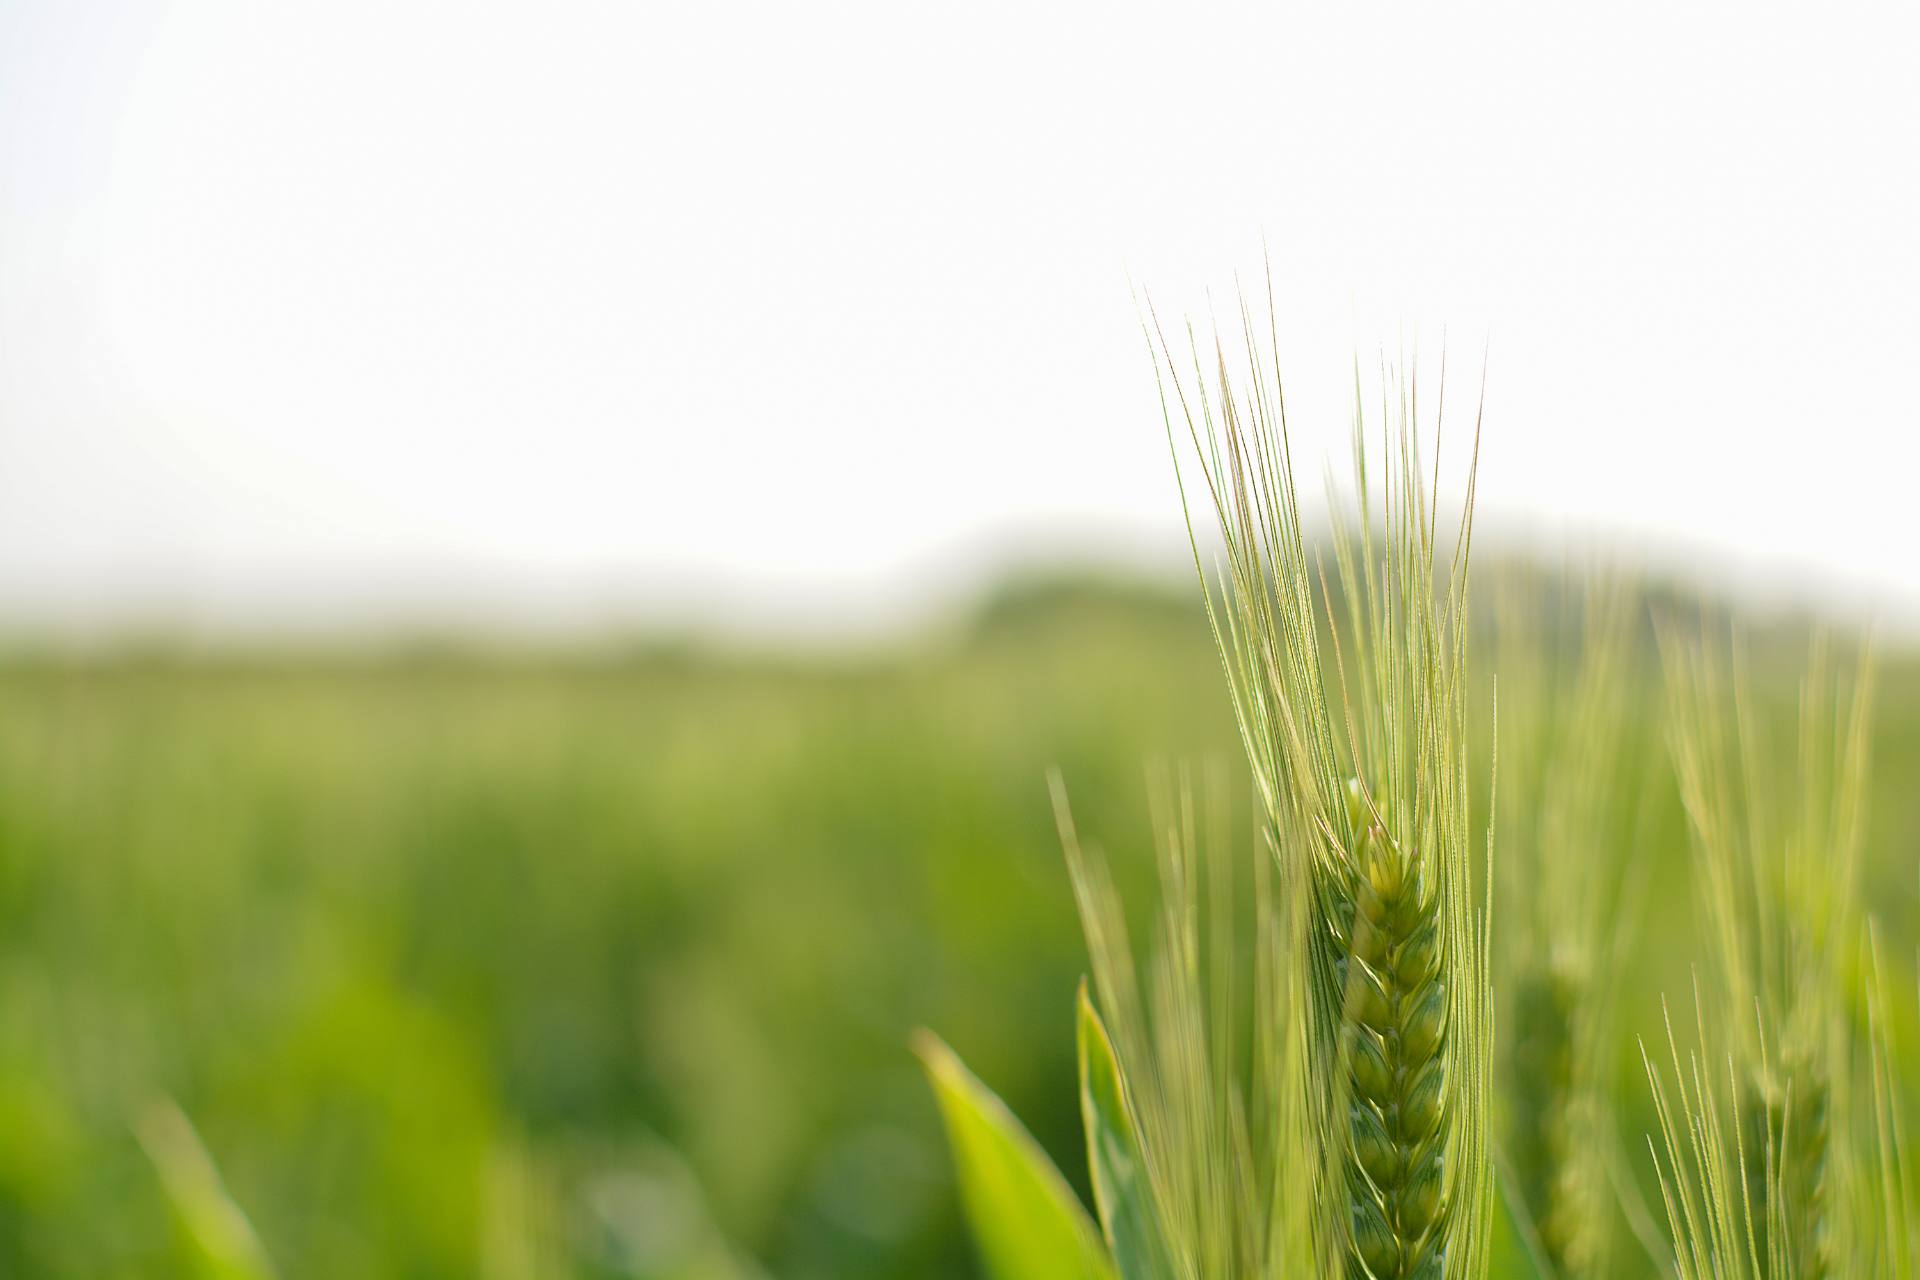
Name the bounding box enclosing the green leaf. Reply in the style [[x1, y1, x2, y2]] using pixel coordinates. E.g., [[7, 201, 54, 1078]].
[[914, 1030, 1114, 1280], [135, 1098, 277, 1280], [1076, 982, 1174, 1280]]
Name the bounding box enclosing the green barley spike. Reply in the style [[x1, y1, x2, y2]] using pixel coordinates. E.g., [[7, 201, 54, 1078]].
[[1330, 779, 1452, 1280], [1150, 283, 1494, 1280], [1653, 630, 1875, 1279]]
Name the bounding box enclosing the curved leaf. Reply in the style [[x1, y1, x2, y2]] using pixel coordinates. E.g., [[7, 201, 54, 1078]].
[[914, 1030, 1114, 1280], [1077, 982, 1174, 1280]]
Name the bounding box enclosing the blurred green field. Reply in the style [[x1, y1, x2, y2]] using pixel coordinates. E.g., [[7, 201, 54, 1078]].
[[0, 574, 1916, 1278]]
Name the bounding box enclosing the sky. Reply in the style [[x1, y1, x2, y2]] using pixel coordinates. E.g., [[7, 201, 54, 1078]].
[[2, 2, 1917, 638]]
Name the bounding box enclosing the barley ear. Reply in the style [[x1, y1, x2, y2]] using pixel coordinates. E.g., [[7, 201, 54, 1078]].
[[1496, 579, 1641, 1280], [1151, 285, 1494, 1279], [1658, 630, 1875, 1278], [1332, 781, 1455, 1280]]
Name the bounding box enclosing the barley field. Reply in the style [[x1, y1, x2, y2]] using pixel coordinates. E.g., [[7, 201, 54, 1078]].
[[0, 572, 1915, 1278], [6, 2, 1915, 1275]]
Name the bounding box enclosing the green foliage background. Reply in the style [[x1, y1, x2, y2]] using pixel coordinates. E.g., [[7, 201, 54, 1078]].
[[0, 574, 1915, 1277]]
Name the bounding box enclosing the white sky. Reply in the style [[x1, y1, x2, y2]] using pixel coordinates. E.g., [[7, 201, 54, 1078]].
[[2, 2, 1916, 637]]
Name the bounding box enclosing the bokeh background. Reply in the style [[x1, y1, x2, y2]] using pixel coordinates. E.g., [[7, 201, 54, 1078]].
[[2, 3, 1918, 1277]]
